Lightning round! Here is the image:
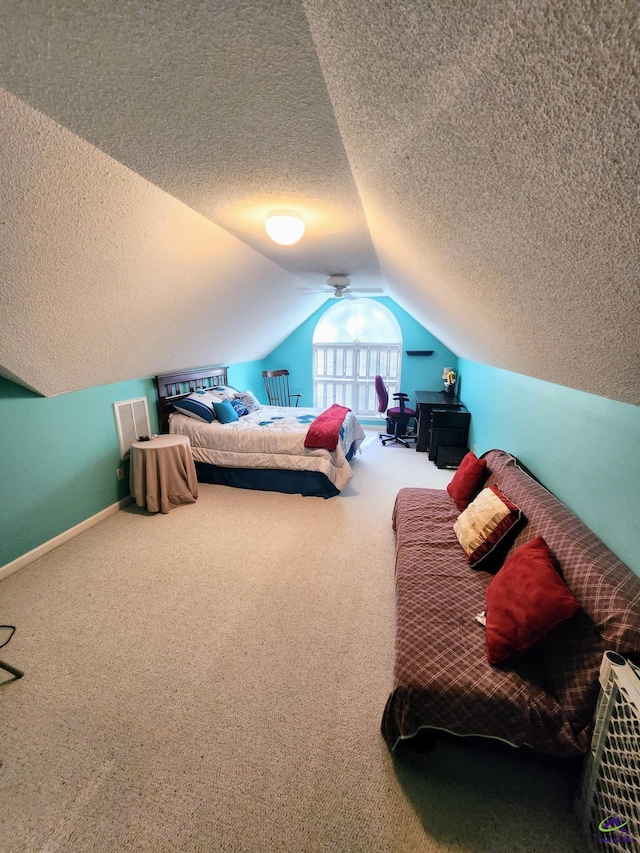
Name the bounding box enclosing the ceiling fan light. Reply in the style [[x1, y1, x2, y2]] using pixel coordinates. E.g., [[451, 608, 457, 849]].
[[328, 274, 350, 288], [265, 214, 305, 245]]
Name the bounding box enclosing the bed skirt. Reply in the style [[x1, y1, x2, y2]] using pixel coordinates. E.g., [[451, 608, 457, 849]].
[[194, 462, 339, 498], [193, 442, 358, 499]]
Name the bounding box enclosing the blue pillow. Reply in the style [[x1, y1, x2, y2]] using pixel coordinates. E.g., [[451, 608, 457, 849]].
[[236, 390, 261, 412], [173, 393, 215, 423], [213, 399, 240, 424], [230, 399, 249, 417]]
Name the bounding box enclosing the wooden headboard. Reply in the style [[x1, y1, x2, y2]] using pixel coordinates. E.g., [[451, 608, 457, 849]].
[[155, 366, 228, 434]]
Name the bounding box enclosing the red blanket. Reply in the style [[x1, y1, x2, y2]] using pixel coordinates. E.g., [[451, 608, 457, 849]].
[[304, 404, 351, 451]]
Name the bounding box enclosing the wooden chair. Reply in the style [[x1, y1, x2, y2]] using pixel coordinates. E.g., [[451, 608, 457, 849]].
[[262, 370, 301, 407]]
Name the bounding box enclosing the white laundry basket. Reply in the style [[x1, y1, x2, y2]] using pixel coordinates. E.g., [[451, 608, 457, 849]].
[[577, 651, 640, 852]]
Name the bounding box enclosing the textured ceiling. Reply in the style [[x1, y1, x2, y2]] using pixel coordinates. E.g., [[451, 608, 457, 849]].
[[303, 0, 640, 404], [0, 0, 380, 289], [0, 87, 328, 397], [0, 0, 638, 403]]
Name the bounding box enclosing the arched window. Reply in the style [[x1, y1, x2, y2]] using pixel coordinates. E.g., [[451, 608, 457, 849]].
[[313, 299, 403, 416]]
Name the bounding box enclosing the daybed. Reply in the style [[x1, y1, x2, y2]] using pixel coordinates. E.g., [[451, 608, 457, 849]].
[[155, 366, 365, 498], [382, 449, 640, 756]]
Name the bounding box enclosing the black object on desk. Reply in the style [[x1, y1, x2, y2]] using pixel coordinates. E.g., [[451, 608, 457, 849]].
[[414, 391, 466, 453]]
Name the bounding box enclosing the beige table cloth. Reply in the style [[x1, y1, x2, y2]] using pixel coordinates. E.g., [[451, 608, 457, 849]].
[[130, 435, 198, 513]]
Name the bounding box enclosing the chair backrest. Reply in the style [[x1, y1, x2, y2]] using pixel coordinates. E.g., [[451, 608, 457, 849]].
[[374, 375, 388, 413], [262, 370, 293, 406]]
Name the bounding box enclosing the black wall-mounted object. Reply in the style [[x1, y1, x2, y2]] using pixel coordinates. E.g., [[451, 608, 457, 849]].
[[405, 350, 434, 356]]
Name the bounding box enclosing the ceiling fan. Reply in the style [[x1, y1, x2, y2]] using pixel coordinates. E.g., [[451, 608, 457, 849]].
[[300, 275, 384, 299]]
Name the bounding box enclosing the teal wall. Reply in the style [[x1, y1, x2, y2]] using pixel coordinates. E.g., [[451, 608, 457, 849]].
[[0, 376, 158, 567], [457, 359, 640, 576], [0, 359, 268, 568], [226, 359, 266, 400], [263, 297, 457, 413], [5, 347, 636, 579], [0, 359, 265, 569]]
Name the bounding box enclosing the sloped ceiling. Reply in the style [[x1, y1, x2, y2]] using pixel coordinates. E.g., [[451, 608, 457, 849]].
[[0, 1, 638, 403]]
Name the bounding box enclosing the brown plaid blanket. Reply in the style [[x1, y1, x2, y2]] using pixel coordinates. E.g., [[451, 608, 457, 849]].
[[382, 450, 640, 755]]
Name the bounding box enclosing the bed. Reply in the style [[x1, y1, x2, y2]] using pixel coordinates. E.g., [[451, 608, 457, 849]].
[[155, 366, 366, 498]]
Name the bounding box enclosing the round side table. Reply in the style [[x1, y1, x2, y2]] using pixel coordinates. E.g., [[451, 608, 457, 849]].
[[130, 434, 198, 513]]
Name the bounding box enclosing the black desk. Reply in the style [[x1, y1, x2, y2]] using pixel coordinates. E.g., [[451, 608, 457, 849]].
[[414, 391, 466, 453]]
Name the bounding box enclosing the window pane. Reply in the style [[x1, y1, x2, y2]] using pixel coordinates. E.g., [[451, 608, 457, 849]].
[[313, 300, 404, 415], [313, 299, 402, 344]]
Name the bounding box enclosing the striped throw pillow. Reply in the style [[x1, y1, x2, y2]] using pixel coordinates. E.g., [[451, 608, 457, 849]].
[[173, 390, 218, 423]]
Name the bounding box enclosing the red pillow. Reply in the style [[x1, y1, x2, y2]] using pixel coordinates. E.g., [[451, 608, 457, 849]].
[[485, 536, 581, 664], [447, 451, 487, 511]]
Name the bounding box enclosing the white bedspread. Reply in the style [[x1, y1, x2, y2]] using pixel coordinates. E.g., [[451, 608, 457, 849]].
[[168, 405, 366, 492]]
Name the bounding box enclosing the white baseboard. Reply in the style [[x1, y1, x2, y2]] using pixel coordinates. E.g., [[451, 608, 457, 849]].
[[0, 496, 133, 582]]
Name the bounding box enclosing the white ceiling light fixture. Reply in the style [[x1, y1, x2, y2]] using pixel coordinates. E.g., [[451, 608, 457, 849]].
[[265, 213, 305, 245]]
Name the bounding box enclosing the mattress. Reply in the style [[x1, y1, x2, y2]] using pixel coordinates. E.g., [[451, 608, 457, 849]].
[[169, 405, 366, 493]]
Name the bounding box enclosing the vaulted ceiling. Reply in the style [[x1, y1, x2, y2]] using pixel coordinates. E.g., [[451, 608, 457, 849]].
[[1, 1, 638, 403]]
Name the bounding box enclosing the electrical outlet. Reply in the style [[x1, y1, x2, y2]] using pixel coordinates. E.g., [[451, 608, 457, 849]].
[[117, 467, 125, 481], [472, 443, 477, 454]]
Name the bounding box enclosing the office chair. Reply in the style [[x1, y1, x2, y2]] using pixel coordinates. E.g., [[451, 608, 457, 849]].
[[374, 375, 416, 447], [262, 370, 301, 407]]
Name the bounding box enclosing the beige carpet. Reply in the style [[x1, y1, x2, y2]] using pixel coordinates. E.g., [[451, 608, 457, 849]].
[[1, 432, 584, 852]]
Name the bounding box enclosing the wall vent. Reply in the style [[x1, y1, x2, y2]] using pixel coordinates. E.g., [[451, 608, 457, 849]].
[[113, 397, 151, 460]]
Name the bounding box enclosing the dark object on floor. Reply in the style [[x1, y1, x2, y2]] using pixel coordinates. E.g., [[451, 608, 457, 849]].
[[0, 625, 23, 683], [436, 445, 468, 469], [428, 409, 470, 462], [0, 659, 24, 682]]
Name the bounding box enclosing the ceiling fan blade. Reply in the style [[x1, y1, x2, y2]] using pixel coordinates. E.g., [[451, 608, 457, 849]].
[[295, 283, 384, 298]]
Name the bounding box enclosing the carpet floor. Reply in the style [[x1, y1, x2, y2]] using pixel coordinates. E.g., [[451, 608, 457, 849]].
[[1, 431, 585, 851]]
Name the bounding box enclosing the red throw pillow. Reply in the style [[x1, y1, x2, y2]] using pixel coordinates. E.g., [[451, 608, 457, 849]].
[[447, 451, 487, 511], [485, 536, 581, 664]]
